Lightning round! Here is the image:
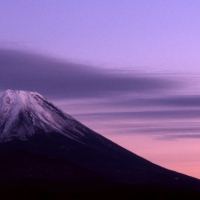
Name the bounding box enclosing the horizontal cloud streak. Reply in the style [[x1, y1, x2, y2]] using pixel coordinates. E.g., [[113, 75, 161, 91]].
[[151, 95, 200, 107], [0, 48, 176, 99], [138, 127, 200, 134], [164, 134, 200, 140], [74, 109, 200, 120], [90, 95, 200, 109]]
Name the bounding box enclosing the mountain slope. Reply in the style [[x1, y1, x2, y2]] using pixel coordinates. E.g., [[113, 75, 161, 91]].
[[0, 89, 99, 142], [0, 89, 200, 195]]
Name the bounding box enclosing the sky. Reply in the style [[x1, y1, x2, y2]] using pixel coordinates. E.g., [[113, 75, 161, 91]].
[[1, 0, 200, 178]]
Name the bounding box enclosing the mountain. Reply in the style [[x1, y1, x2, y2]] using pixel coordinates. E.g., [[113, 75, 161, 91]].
[[0, 89, 200, 198]]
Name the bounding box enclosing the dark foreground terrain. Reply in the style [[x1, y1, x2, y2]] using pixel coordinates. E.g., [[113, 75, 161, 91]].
[[2, 180, 200, 199], [0, 151, 200, 199]]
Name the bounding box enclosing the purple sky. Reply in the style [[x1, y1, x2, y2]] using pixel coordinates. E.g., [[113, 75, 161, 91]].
[[1, 1, 200, 178], [1, 0, 200, 73]]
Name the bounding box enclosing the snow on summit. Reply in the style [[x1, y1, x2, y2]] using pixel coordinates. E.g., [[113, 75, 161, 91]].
[[0, 90, 88, 142]]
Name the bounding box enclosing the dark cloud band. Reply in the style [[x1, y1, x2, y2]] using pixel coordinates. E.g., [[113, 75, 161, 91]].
[[73, 109, 200, 120], [0, 48, 176, 99]]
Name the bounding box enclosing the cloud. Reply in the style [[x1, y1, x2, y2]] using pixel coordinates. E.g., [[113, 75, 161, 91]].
[[74, 109, 200, 120], [150, 95, 200, 107], [0, 48, 176, 99], [164, 134, 200, 140], [87, 94, 200, 109], [115, 126, 200, 140], [132, 126, 200, 135]]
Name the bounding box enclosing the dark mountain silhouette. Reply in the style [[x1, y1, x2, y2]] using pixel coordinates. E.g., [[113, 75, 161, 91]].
[[0, 89, 200, 198]]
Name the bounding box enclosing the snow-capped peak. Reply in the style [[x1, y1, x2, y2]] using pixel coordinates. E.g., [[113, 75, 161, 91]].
[[0, 89, 87, 142], [1, 89, 44, 110]]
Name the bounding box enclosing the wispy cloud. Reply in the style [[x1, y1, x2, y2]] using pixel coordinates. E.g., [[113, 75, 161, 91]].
[[150, 95, 200, 107], [74, 109, 200, 120], [0, 48, 176, 98]]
